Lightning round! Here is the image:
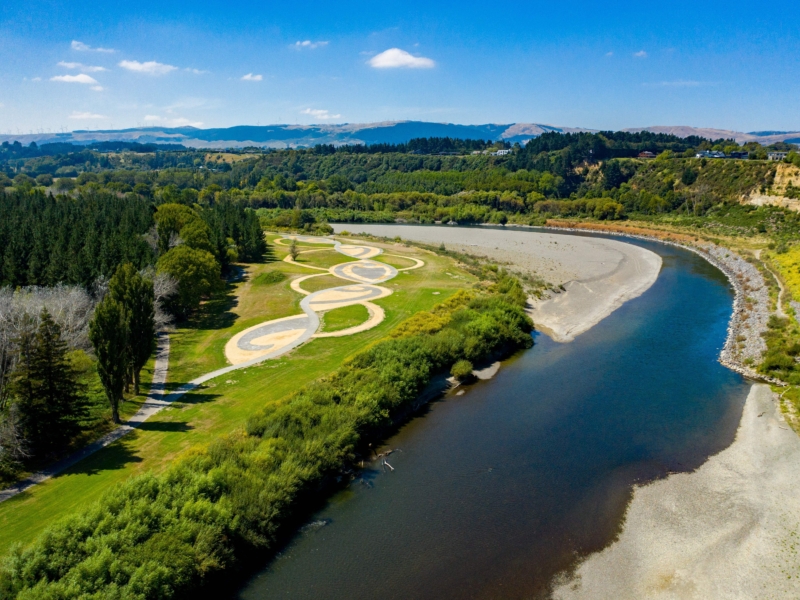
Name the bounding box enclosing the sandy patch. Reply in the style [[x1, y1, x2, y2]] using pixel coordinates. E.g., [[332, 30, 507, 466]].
[[330, 260, 398, 284], [336, 244, 383, 259], [332, 224, 661, 343], [224, 315, 312, 365], [472, 361, 501, 380], [553, 384, 800, 600]]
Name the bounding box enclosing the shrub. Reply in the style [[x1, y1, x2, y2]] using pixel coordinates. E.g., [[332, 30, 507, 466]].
[[450, 359, 474, 381], [252, 271, 286, 286]]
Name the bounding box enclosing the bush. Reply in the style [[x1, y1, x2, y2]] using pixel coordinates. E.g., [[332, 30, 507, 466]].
[[252, 271, 286, 286], [450, 359, 474, 381]]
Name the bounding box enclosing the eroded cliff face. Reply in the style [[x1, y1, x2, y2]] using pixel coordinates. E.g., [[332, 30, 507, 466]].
[[746, 163, 800, 212]]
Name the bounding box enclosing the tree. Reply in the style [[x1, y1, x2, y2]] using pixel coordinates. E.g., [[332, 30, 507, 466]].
[[154, 203, 197, 254], [289, 239, 300, 261], [9, 309, 86, 456], [602, 160, 626, 189], [156, 246, 221, 317], [0, 404, 27, 480], [89, 297, 129, 424], [109, 264, 155, 395], [35, 174, 53, 187]]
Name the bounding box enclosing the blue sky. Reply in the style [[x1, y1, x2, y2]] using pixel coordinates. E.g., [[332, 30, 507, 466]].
[[1, 1, 798, 133]]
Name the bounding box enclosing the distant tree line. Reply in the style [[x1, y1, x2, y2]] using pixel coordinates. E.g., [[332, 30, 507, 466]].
[[312, 136, 505, 155], [0, 188, 266, 304]]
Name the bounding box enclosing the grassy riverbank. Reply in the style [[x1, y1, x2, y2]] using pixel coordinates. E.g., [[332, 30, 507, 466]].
[[0, 239, 471, 557], [0, 263, 532, 597]]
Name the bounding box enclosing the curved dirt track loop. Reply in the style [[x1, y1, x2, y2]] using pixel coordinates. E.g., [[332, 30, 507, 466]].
[[224, 236, 419, 365]]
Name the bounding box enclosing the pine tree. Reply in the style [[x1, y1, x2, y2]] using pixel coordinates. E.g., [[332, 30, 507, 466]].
[[109, 264, 155, 395], [10, 309, 87, 457], [89, 297, 130, 424]]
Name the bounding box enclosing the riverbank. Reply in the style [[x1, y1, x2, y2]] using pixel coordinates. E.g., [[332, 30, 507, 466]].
[[540, 221, 780, 384], [331, 224, 662, 343], [553, 383, 800, 599]]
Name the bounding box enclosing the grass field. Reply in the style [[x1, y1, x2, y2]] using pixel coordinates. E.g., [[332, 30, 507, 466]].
[[298, 274, 347, 293], [0, 239, 475, 555], [320, 304, 370, 332], [294, 248, 358, 269], [375, 253, 419, 269]]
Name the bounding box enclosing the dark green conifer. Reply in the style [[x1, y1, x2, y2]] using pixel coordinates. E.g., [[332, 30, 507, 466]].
[[10, 309, 87, 456]]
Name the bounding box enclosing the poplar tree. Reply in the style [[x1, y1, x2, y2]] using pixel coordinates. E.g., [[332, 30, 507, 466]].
[[10, 309, 86, 456], [109, 264, 155, 395], [89, 297, 129, 424]]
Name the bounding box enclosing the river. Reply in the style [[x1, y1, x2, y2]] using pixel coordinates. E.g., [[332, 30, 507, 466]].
[[234, 231, 749, 599]]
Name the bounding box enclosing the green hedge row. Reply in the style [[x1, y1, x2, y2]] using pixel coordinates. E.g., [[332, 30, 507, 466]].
[[0, 287, 532, 599]]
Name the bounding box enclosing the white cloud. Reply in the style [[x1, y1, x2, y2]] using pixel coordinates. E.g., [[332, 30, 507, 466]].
[[241, 73, 263, 81], [31, 77, 42, 82], [185, 68, 208, 74], [119, 60, 177, 75], [293, 40, 329, 50], [58, 61, 107, 72], [143, 115, 203, 127], [301, 108, 341, 120], [91, 86, 104, 92], [50, 74, 99, 84], [605, 51, 614, 57], [69, 111, 108, 119], [646, 80, 707, 87], [633, 50, 648, 58], [368, 48, 435, 69], [71, 40, 115, 53]]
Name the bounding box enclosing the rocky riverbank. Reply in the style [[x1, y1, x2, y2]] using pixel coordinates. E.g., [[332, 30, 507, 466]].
[[542, 223, 782, 385]]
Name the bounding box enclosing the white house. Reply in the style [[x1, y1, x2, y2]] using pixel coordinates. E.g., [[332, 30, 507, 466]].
[[768, 152, 788, 161]]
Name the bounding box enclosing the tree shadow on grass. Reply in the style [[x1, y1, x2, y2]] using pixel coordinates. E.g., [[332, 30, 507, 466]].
[[193, 284, 239, 332], [137, 421, 194, 433], [160, 380, 223, 400], [62, 435, 145, 478]]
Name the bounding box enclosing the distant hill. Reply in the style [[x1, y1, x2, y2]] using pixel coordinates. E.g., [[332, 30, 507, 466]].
[[1, 121, 798, 149], [622, 126, 800, 145]]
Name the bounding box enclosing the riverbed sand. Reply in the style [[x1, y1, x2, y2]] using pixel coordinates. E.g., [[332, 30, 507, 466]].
[[553, 384, 800, 600], [332, 225, 661, 342]]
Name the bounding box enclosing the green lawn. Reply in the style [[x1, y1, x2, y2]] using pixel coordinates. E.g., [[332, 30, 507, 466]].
[[376, 253, 419, 269], [320, 304, 370, 332], [299, 274, 346, 293], [0, 245, 473, 555], [294, 249, 358, 269]]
